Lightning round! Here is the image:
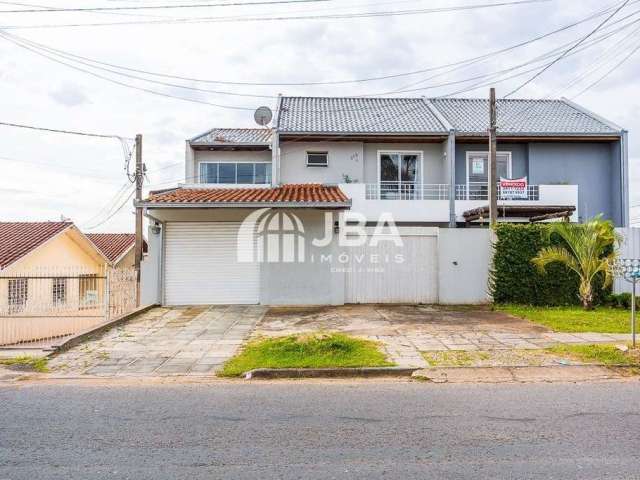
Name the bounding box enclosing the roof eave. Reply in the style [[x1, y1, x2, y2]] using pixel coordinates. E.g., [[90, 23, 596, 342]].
[[138, 200, 352, 209], [278, 131, 449, 136]]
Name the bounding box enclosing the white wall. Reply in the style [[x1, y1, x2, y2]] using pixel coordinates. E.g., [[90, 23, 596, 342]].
[[614, 227, 640, 294], [340, 183, 450, 223], [363, 142, 447, 184], [140, 224, 163, 305], [279, 141, 364, 184]]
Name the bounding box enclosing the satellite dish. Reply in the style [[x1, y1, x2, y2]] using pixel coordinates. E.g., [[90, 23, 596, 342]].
[[254, 106, 273, 126]]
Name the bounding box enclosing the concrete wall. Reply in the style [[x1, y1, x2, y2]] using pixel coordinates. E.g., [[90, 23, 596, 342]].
[[280, 141, 364, 184], [437, 229, 492, 304], [259, 209, 345, 305], [278, 141, 448, 185], [140, 224, 163, 306], [528, 142, 615, 223], [613, 227, 640, 294]]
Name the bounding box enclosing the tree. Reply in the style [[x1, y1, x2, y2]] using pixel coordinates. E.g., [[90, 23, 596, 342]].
[[531, 216, 620, 310]]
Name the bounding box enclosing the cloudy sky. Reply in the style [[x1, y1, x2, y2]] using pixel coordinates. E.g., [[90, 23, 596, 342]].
[[0, 0, 638, 232]]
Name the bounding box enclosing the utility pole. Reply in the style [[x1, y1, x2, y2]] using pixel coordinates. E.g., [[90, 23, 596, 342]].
[[134, 134, 144, 307], [489, 88, 498, 226]]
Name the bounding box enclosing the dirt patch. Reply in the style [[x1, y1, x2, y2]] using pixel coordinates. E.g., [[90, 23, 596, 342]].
[[422, 349, 570, 368]]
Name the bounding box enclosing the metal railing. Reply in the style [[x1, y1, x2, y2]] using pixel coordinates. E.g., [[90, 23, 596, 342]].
[[0, 266, 137, 346], [455, 183, 540, 201], [365, 182, 450, 200]]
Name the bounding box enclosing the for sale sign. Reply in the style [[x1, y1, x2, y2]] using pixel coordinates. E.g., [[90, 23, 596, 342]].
[[499, 177, 528, 199]]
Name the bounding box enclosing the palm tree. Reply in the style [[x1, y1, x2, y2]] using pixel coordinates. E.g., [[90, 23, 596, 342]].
[[532, 216, 620, 310]]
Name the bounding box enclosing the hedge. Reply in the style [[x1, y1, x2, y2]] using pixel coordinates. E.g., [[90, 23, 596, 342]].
[[490, 223, 607, 306]]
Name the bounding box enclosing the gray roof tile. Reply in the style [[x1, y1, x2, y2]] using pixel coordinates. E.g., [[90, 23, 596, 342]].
[[430, 98, 620, 135], [278, 97, 447, 134], [190, 128, 272, 145]]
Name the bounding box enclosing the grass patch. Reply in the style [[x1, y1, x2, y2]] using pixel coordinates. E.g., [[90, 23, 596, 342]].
[[220, 333, 393, 377], [546, 344, 640, 366], [0, 356, 49, 372], [498, 304, 633, 333]]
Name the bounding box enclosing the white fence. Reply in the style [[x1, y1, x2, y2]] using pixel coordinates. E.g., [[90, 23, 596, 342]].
[[0, 266, 137, 346]]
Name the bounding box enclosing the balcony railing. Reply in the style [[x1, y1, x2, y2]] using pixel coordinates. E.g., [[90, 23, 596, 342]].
[[365, 182, 449, 200], [455, 183, 540, 201]]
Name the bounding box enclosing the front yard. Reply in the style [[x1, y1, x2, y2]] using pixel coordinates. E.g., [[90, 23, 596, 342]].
[[220, 333, 393, 377], [498, 305, 633, 333]]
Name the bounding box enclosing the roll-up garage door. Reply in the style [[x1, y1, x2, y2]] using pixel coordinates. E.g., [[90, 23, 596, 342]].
[[164, 222, 259, 305]]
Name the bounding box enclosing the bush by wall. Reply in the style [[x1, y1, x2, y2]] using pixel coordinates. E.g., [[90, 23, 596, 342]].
[[490, 224, 607, 306]]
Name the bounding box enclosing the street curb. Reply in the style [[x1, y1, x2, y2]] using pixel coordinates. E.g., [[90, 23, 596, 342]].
[[412, 364, 627, 383], [243, 367, 420, 379], [48, 304, 158, 356]]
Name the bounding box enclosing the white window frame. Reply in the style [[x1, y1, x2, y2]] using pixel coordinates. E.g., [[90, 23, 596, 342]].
[[306, 151, 329, 168], [465, 151, 512, 191], [376, 150, 424, 184], [198, 161, 272, 185]]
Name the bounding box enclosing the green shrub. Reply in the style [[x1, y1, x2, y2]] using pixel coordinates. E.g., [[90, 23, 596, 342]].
[[491, 224, 609, 306], [603, 292, 640, 310]]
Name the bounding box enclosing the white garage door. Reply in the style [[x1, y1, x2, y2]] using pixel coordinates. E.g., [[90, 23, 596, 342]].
[[164, 222, 259, 305], [345, 234, 438, 304]]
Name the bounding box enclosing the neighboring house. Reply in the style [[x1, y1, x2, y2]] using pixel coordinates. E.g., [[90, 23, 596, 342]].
[[85, 233, 146, 268], [138, 96, 628, 307], [0, 221, 109, 316]]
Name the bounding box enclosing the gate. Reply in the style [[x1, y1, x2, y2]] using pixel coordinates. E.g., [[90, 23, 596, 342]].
[[344, 231, 438, 304]]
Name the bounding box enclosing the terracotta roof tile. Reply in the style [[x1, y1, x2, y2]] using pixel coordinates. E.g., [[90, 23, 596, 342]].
[[144, 184, 350, 206], [0, 221, 72, 269], [85, 233, 138, 264]]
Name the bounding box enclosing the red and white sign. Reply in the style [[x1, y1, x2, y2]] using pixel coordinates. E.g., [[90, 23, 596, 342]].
[[499, 177, 528, 199]]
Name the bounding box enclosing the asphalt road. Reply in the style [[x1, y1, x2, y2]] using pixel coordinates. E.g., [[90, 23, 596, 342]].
[[1, 380, 639, 479]]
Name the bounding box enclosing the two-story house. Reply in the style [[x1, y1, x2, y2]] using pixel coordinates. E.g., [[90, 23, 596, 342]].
[[139, 96, 628, 307]]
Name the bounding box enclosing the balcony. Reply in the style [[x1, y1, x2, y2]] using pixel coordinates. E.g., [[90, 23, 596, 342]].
[[340, 182, 578, 223]]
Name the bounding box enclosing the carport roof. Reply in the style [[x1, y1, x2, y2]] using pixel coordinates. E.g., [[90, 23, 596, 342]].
[[139, 183, 351, 208]]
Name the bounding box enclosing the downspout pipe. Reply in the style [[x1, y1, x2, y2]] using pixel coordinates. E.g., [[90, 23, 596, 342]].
[[447, 130, 457, 227]]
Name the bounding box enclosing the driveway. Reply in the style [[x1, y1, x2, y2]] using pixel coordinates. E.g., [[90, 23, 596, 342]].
[[49, 305, 266, 377], [254, 305, 618, 367]]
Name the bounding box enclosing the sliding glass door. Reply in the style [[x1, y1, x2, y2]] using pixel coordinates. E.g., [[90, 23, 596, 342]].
[[379, 152, 421, 199]]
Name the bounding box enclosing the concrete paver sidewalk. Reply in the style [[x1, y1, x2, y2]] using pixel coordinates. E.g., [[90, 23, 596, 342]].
[[48, 305, 266, 377], [255, 305, 635, 368]]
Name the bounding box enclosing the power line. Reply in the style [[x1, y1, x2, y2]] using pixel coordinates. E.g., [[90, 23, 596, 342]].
[[3, 6, 638, 115], [0, 0, 623, 88], [0, 32, 257, 110], [0, 120, 132, 139], [83, 187, 136, 230], [504, 0, 632, 97], [0, 0, 330, 13], [0, 0, 552, 29], [571, 38, 640, 98]]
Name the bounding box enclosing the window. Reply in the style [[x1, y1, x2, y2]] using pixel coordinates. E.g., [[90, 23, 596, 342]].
[[306, 151, 328, 167], [8, 278, 28, 313], [79, 274, 99, 309], [199, 162, 272, 184], [52, 278, 66, 306], [378, 151, 422, 199]]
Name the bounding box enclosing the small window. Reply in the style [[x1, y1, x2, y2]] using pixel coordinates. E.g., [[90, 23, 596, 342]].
[[52, 278, 67, 306], [8, 278, 28, 313], [306, 151, 328, 167]]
